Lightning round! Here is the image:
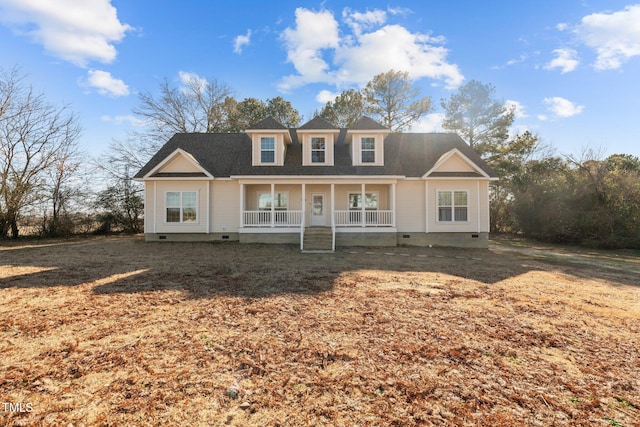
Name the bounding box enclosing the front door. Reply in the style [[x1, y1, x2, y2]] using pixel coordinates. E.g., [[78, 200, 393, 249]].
[[311, 193, 326, 226]]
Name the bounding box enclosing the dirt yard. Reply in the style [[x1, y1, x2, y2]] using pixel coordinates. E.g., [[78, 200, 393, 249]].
[[1, 236, 639, 426]]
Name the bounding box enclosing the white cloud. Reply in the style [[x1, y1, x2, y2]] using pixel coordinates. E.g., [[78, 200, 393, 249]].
[[278, 7, 463, 91], [409, 113, 444, 132], [85, 69, 129, 97], [575, 5, 640, 70], [544, 48, 579, 73], [343, 8, 387, 36], [505, 100, 527, 119], [178, 71, 208, 94], [0, 0, 132, 66], [279, 8, 340, 91], [101, 114, 145, 126], [556, 23, 569, 31], [543, 97, 584, 118], [234, 29, 251, 54], [316, 90, 338, 104]]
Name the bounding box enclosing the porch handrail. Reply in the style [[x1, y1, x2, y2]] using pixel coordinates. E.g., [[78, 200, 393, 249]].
[[334, 210, 394, 227], [243, 210, 303, 227]]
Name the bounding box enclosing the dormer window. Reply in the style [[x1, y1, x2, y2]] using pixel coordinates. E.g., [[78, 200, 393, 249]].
[[361, 137, 376, 163], [311, 137, 326, 163], [260, 137, 275, 163]]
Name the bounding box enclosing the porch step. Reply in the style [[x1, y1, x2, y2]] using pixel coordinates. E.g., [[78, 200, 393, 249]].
[[302, 227, 333, 252]]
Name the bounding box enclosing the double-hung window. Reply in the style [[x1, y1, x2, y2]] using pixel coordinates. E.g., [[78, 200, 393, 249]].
[[258, 193, 288, 211], [348, 192, 378, 224], [361, 137, 376, 163], [260, 137, 275, 163], [166, 191, 197, 223], [311, 137, 326, 163], [438, 191, 468, 222]]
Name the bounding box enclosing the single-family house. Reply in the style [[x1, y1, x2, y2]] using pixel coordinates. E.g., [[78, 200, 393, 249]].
[[134, 116, 498, 251]]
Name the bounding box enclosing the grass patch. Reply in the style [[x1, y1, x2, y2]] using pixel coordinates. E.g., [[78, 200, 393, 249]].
[[1, 236, 639, 426]]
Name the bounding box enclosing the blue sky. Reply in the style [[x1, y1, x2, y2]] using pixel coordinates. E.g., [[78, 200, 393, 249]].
[[1, 0, 639, 158]]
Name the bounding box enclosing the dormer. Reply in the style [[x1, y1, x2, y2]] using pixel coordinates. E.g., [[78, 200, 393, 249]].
[[245, 117, 292, 166], [346, 117, 390, 166], [297, 117, 340, 166]]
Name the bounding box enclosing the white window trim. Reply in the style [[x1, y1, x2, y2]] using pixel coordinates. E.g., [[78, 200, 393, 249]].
[[260, 136, 276, 164], [347, 191, 379, 210], [436, 190, 469, 223], [258, 191, 289, 210], [311, 137, 326, 164], [361, 137, 376, 164], [165, 190, 199, 224]]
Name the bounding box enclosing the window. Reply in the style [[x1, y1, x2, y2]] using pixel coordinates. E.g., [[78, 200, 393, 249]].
[[361, 137, 375, 163], [348, 193, 378, 210], [311, 137, 326, 163], [166, 191, 197, 223], [438, 191, 468, 222], [260, 137, 275, 163], [258, 192, 288, 210]]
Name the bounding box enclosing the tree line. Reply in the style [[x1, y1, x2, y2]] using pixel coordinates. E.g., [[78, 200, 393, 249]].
[[1, 66, 639, 248]]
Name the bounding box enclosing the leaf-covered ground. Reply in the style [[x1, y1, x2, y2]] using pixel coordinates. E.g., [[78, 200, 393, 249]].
[[1, 236, 639, 426]]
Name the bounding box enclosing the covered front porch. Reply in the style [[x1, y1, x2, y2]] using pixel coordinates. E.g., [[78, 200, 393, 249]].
[[239, 181, 397, 228], [237, 179, 398, 250]]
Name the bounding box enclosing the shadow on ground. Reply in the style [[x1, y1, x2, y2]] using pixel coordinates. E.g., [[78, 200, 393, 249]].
[[1, 235, 637, 299]]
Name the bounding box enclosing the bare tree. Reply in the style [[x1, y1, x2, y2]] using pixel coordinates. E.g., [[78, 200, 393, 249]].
[[0, 67, 82, 239], [133, 76, 236, 142]]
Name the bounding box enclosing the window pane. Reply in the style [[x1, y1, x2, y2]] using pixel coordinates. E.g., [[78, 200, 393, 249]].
[[182, 192, 197, 208], [438, 191, 452, 207], [454, 191, 467, 206], [439, 207, 452, 221], [167, 192, 180, 207], [365, 193, 378, 209], [361, 137, 375, 149], [260, 137, 275, 149], [258, 193, 271, 210], [361, 150, 375, 163], [349, 194, 361, 209], [275, 193, 288, 209], [166, 207, 180, 222], [454, 207, 467, 221], [311, 151, 325, 163], [261, 151, 275, 163], [311, 137, 325, 150], [183, 207, 197, 222]]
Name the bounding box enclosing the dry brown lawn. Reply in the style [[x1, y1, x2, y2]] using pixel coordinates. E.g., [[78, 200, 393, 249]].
[[1, 236, 639, 426]]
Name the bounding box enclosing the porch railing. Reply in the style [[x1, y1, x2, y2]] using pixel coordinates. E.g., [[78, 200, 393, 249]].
[[334, 210, 394, 227], [243, 210, 303, 227]]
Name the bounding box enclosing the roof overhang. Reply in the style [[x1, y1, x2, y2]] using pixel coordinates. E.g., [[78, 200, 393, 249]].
[[422, 148, 492, 179], [245, 128, 293, 144], [139, 148, 213, 180]]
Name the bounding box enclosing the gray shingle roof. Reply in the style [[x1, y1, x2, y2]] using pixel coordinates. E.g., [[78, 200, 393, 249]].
[[134, 131, 498, 179], [350, 116, 389, 131], [299, 116, 339, 130], [247, 116, 287, 130]]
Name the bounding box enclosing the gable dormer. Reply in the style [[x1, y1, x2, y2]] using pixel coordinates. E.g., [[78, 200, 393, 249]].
[[245, 117, 292, 166], [346, 117, 390, 166], [297, 117, 340, 166]]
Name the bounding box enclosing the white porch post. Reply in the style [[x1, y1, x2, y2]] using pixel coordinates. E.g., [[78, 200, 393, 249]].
[[391, 182, 396, 227], [331, 183, 335, 226], [270, 183, 275, 228], [301, 183, 306, 225], [206, 180, 211, 233], [425, 180, 429, 233], [240, 183, 245, 227], [477, 181, 481, 233], [361, 183, 366, 227], [153, 181, 157, 233]]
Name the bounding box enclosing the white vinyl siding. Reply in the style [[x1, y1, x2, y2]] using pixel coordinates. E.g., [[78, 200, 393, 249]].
[[395, 181, 425, 232], [211, 180, 240, 232], [150, 181, 208, 233]]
